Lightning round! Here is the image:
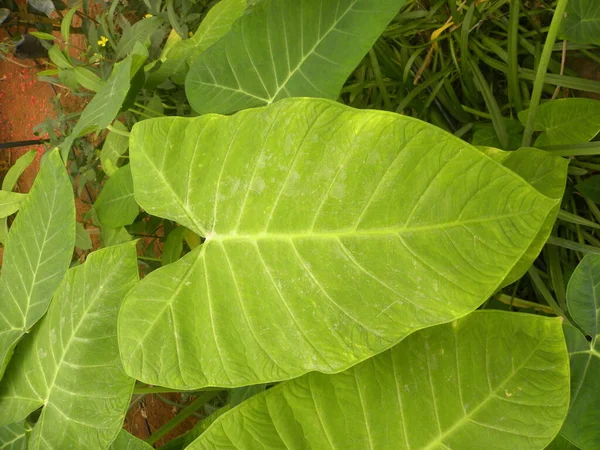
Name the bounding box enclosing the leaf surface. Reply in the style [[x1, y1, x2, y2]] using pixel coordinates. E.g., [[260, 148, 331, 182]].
[[0, 150, 75, 380], [576, 175, 600, 204], [189, 311, 569, 450], [0, 242, 139, 449], [109, 430, 153, 450], [0, 192, 26, 218], [100, 122, 129, 177], [95, 164, 139, 228], [561, 0, 600, 45], [518, 98, 600, 147], [185, 0, 407, 114], [120, 98, 561, 389], [561, 255, 600, 449], [0, 422, 30, 450]]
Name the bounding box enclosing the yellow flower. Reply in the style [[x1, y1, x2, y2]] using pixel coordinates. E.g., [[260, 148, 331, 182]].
[[144, 13, 153, 18], [97, 36, 109, 47], [188, 31, 193, 38]]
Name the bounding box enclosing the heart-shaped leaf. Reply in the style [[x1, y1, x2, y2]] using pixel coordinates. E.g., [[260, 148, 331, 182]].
[[561, 0, 600, 45], [0, 242, 138, 449], [185, 0, 407, 114], [188, 311, 569, 450], [119, 98, 563, 389], [0, 150, 75, 380]]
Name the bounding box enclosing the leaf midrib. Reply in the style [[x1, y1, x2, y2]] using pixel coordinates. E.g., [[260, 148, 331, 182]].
[[205, 210, 535, 241]]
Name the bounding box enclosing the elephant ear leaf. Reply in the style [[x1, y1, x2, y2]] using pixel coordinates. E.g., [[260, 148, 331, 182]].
[[185, 0, 408, 114], [0, 242, 139, 449], [0, 149, 75, 381], [188, 311, 569, 450], [119, 98, 564, 390], [560, 255, 600, 449]]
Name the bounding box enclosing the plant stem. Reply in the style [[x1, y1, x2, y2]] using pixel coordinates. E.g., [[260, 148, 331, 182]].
[[107, 124, 130, 137], [145, 391, 219, 446], [521, 0, 569, 147], [494, 293, 555, 314], [527, 266, 566, 319]]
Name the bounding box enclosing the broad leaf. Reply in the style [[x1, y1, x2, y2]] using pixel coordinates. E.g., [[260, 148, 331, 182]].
[[185, 0, 407, 114], [561, 324, 599, 450], [576, 175, 600, 204], [561, 0, 600, 45], [546, 434, 581, 450], [0, 192, 26, 218], [75, 222, 93, 251], [100, 122, 129, 177], [101, 226, 132, 248], [109, 430, 153, 450], [517, 98, 600, 147], [120, 98, 560, 389], [0, 421, 30, 450], [94, 164, 139, 228], [480, 146, 569, 286], [472, 119, 523, 151], [0, 150, 75, 380], [189, 311, 569, 450], [162, 226, 187, 266], [0, 242, 139, 449], [60, 57, 133, 159]]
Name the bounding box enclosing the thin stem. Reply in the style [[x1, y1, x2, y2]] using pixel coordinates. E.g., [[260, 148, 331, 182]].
[[522, 0, 569, 147], [145, 391, 219, 446], [107, 124, 130, 137], [527, 266, 566, 319], [494, 293, 555, 314]]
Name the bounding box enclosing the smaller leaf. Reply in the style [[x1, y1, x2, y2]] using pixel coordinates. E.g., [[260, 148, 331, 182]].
[[100, 226, 132, 248], [576, 175, 600, 204], [560, 0, 600, 45], [100, 122, 129, 176], [545, 433, 581, 449], [228, 384, 265, 407], [75, 67, 105, 92], [518, 98, 600, 147], [162, 226, 186, 266], [116, 16, 162, 59], [75, 222, 92, 251], [48, 45, 72, 69], [472, 119, 523, 150], [94, 164, 138, 228], [29, 31, 55, 41], [61, 5, 79, 43], [1, 150, 35, 191], [567, 254, 600, 337], [0, 192, 26, 218]]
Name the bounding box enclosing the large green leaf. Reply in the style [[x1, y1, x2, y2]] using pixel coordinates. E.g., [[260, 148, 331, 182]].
[[546, 434, 581, 450], [116, 16, 163, 59], [185, 0, 406, 114], [0, 422, 30, 450], [120, 98, 560, 389], [560, 255, 600, 449], [189, 311, 569, 449], [60, 57, 133, 159], [561, 0, 600, 45], [517, 98, 600, 147], [94, 164, 139, 228], [480, 146, 569, 286], [0, 150, 75, 380], [576, 175, 600, 204], [0, 242, 138, 449]]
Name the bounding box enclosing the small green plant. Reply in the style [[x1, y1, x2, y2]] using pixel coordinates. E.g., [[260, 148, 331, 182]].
[[1, 0, 600, 449]]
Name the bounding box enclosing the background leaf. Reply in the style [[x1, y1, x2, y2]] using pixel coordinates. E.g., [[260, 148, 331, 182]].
[[100, 122, 129, 177], [517, 98, 600, 147], [189, 311, 569, 450], [116, 17, 163, 59], [0, 192, 26, 219], [560, 0, 600, 45], [94, 164, 139, 228], [120, 98, 561, 389], [0, 242, 139, 449], [576, 175, 600, 204], [185, 0, 407, 114], [0, 150, 75, 380]]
